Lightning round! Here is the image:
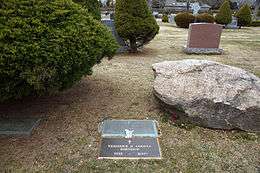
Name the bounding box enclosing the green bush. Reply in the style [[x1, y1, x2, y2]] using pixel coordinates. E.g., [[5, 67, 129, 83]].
[[215, 0, 232, 25], [162, 14, 169, 23], [236, 4, 252, 27], [0, 0, 118, 102], [115, 0, 159, 52], [73, 0, 101, 20], [174, 12, 195, 28], [196, 13, 215, 23], [250, 20, 260, 27]]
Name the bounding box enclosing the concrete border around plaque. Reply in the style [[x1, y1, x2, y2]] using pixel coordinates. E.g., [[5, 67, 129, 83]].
[[100, 119, 159, 138], [0, 117, 41, 136]]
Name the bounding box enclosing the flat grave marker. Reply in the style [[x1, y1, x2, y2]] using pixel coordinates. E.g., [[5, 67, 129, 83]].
[[99, 120, 162, 159], [0, 117, 41, 136]]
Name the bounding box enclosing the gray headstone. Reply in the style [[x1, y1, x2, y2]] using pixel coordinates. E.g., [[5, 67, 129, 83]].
[[101, 19, 129, 53], [191, 2, 201, 15], [226, 17, 238, 29], [168, 14, 176, 24]]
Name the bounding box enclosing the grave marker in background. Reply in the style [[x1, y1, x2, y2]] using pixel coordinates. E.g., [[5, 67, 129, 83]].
[[183, 23, 224, 54], [191, 2, 201, 15], [101, 19, 129, 53], [226, 17, 238, 29], [168, 14, 176, 24]]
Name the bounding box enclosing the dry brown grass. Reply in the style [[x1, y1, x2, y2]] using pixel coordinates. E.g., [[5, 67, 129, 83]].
[[0, 23, 259, 173]]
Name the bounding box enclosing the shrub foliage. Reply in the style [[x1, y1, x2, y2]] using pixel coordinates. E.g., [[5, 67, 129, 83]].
[[250, 20, 260, 27], [73, 0, 101, 20], [196, 13, 215, 23], [174, 12, 195, 28], [236, 4, 252, 27], [162, 14, 169, 23], [115, 0, 159, 52], [215, 0, 232, 25], [0, 0, 118, 102]]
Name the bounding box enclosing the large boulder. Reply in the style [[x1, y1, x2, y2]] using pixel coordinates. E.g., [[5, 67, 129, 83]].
[[152, 59, 260, 132]]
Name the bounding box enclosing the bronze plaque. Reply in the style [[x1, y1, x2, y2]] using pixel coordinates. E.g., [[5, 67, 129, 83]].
[[99, 138, 161, 159]]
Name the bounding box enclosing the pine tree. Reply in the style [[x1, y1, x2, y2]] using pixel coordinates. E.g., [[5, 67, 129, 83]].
[[215, 0, 232, 25], [115, 0, 159, 52], [73, 0, 101, 20], [0, 0, 117, 101], [236, 4, 252, 28]]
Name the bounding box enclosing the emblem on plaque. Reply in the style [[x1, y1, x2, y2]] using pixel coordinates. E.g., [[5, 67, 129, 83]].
[[125, 129, 134, 138]]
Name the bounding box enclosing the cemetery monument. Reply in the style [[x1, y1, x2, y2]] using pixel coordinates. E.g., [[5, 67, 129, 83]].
[[183, 23, 224, 54]]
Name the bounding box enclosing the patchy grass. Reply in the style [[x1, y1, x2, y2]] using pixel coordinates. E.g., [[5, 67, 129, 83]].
[[0, 23, 259, 173]]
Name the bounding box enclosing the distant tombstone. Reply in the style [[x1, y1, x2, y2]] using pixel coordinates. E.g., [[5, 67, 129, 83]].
[[168, 14, 176, 24], [191, 2, 201, 15], [153, 11, 159, 17], [225, 17, 238, 29], [158, 14, 163, 18], [101, 19, 129, 53], [183, 23, 224, 54], [101, 13, 110, 20]]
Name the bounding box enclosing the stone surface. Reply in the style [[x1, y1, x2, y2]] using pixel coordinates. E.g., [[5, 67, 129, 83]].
[[186, 23, 223, 52], [152, 59, 260, 132], [225, 17, 239, 29], [0, 117, 41, 136], [183, 47, 223, 55], [101, 19, 129, 53]]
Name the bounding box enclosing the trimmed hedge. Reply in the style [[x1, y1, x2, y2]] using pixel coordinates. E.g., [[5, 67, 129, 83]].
[[0, 0, 118, 102], [196, 13, 215, 23], [250, 20, 260, 27], [115, 0, 159, 52], [236, 4, 252, 27], [162, 14, 169, 23], [215, 0, 232, 25], [175, 12, 195, 28]]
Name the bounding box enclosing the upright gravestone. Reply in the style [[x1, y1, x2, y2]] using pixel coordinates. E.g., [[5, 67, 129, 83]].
[[225, 16, 238, 29], [168, 14, 176, 24], [183, 23, 224, 54], [101, 19, 129, 53], [98, 120, 162, 159], [191, 2, 201, 15]]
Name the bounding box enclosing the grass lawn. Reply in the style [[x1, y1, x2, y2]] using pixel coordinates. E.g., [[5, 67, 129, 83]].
[[0, 23, 259, 173]]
